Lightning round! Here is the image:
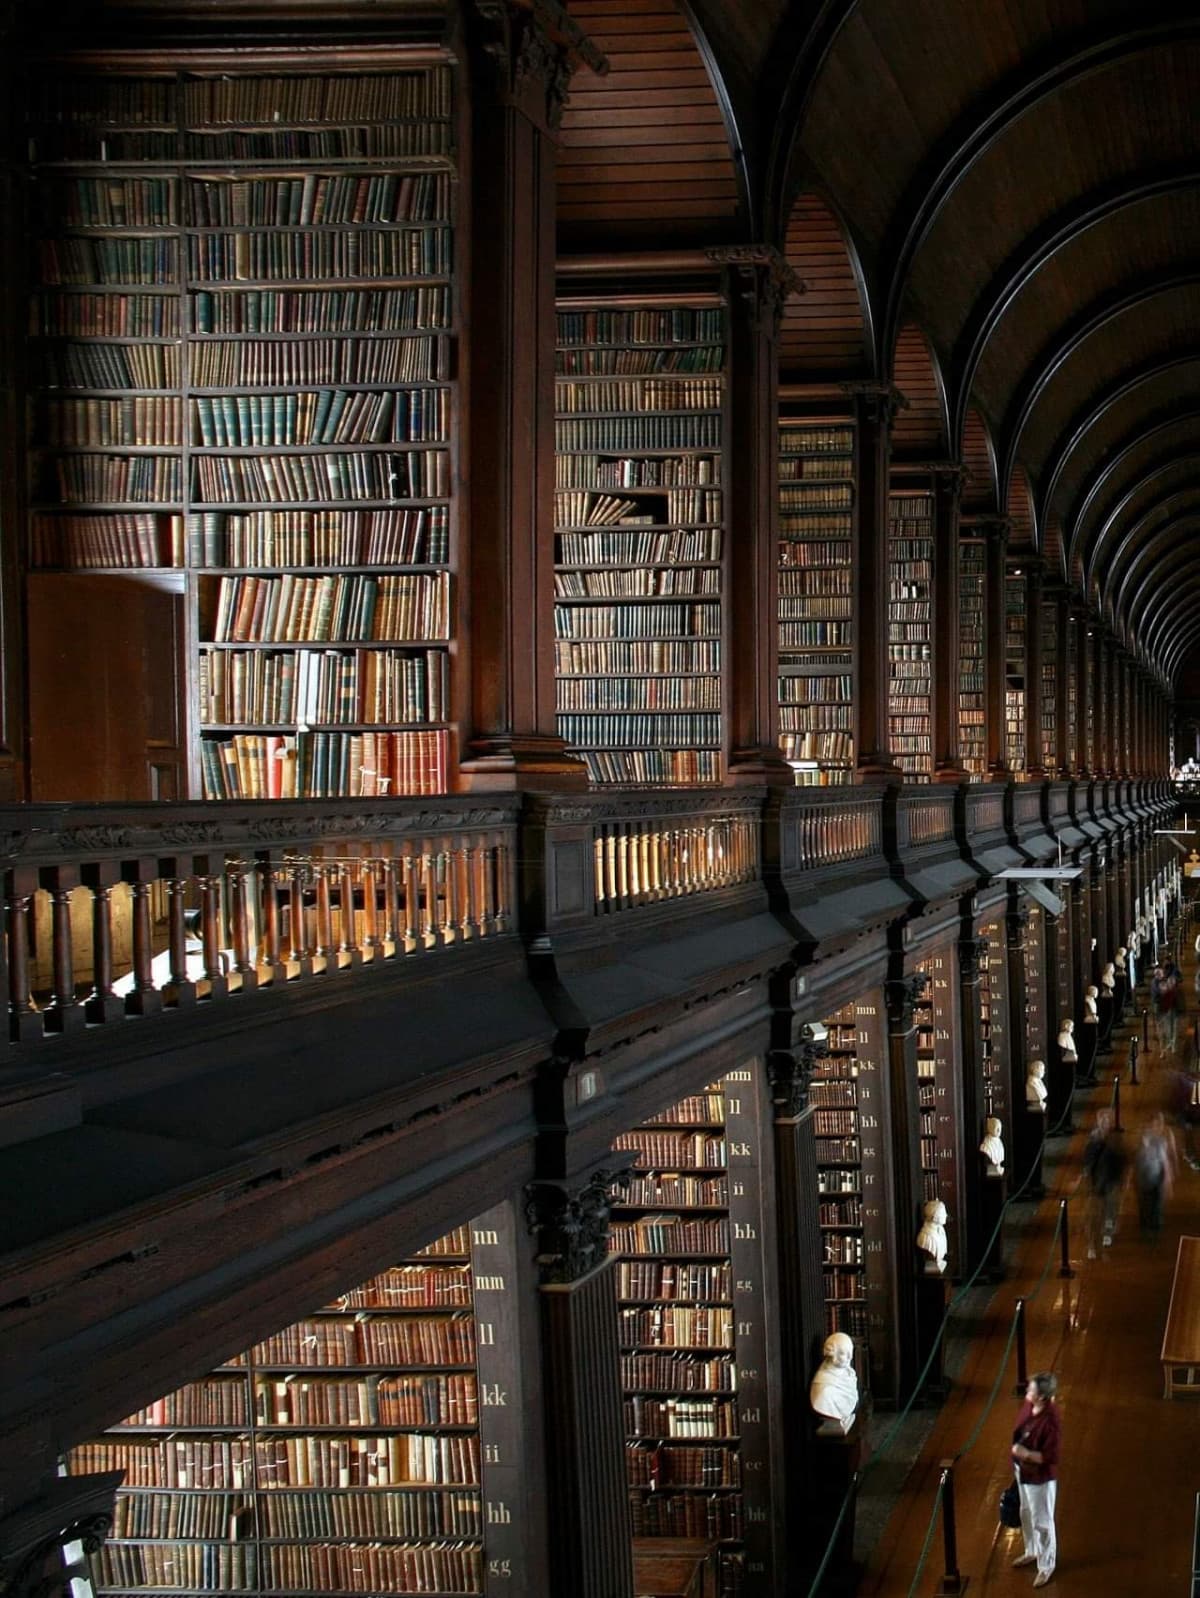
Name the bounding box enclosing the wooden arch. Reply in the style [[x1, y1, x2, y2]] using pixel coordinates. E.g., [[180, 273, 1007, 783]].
[[779, 190, 873, 377], [961, 406, 998, 513], [891, 322, 947, 460]]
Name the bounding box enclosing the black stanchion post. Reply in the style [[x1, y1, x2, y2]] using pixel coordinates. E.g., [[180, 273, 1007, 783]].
[[1129, 1036, 1139, 1086], [1112, 1075, 1122, 1132], [1143, 1006, 1150, 1052], [1012, 1297, 1028, 1396], [1058, 1199, 1075, 1279], [935, 1459, 969, 1595]]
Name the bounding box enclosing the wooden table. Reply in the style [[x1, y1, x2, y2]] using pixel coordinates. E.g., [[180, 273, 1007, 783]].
[[632, 1538, 720, 1597], [1161, 1235, 1200, 1398]]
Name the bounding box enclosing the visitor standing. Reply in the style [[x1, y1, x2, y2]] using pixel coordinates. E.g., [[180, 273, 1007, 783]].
[[1011, 1372, 1061, 1587]]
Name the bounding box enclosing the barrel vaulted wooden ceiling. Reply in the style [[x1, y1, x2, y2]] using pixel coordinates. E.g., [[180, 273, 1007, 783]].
[[559, 0, 1200, 688]]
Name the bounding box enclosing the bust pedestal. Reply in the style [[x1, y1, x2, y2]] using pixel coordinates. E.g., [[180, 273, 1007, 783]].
[[980, 1165, 1006, 1279], [1013, 1107, 1046, 1203], [809, 1408, 865, 1594], [914, 1262, 949, 1404], [1077, 1020, 1098, 1084], [1097, 991, 1115, 1056], [1113, 971, 1128, 1023]]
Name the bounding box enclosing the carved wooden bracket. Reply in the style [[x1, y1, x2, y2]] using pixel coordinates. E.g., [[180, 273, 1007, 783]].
[[0, 1474, 122, 1598], [767, 1034, 827, 1118], [704, 245, 804, 336], [839, 379, 908, 428], [885, 970, 929, 1029], [524, 1165, 630, 1284], [469, 0, 607, 130]]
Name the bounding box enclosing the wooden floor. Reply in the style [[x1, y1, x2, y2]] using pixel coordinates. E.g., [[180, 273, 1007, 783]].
[[856, 944, 1200, 1597]]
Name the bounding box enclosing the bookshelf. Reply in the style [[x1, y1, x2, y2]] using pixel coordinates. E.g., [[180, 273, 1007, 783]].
[[554, 301, 726, 786], [1021, 903, 1048, 1069], [812, 1001, 889, 1389], [886, 490, 933, 782], [68, 1225, 493, 1598], [609, 1071, 775, 1597], [914, 951, 961, 1267], [25, 61, 458, 799], [1004, 574, 1026, 777], [1040, 598, 1057, 773], [977, 915, 1010, 1143], [958, 537, 986, 780], [776, 417, 855, 785], [1066, 615, 1078, 772]]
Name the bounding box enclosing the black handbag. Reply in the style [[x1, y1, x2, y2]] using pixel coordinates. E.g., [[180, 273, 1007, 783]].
[[999, 1481, 1022, 1528]]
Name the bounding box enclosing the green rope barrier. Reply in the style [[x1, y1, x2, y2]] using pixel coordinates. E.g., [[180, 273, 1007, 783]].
[[904, 1473, 946, 1598]]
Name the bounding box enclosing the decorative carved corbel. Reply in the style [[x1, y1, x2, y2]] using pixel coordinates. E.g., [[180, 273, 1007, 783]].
[[767, 1032, 827, 1118], [958, 935, 987, 983], [0, 1474, 122, 1598], [704, 244, 804, 337], [839, 379, 908, 430], [523, 1166, 630, 1284], [885, 971, 929, 1030], [469, 0, 607, 130]]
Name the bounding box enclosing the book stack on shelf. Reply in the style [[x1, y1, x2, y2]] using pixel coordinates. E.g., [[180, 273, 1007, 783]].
[[68, 1227, 489, 1598], [1065, 614, 1078, 771], [776, 419, 856, 785], [913, 953, 960, 1263], [1040, 599, 1057, 773], [610, 1075, 777, 1598], [25, 63, 458, 798], [1005, 574, 1026, 777], [812, 1008, 867, 1342], [958, 538, 986, 779], [554, 304, 726, 786], [1021, 903, 1047, 1066], [977, 916, 1009, 1139], [886, 491, 933, 782]]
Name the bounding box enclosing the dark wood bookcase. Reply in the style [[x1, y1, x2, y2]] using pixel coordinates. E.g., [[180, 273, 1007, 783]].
[[914, 947, 963, 1270], [69, 1223, 498, 1598], [1005, 571, 1026, 778], [1040, 595, 1057, 774], [977, 909, 1012, 1149], [958, 535, 986, 781], [22, 52, 459, 799], [1021, 901, 1049, 1069], [553, 295, 727, 786], [886, 488, 933, 783], [775, 413, 855, 786], [608, 1071, 779, 1597]]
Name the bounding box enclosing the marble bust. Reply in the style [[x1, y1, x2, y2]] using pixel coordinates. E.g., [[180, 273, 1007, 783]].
[[809, 1331, 859, 1434], [1101, 962, 1115, 995], [979, 1115, 1005, 1176], [1057, 1018, 1077, 1062], [1083, 985, 1099, 1023], [916, 1199, 948, 1274], [1115, 946, 1127, 977], [1026, 1058, 1048, 1112]]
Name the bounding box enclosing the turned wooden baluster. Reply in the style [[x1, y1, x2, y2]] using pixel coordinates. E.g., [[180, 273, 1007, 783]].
[[122, 861, 163, 1016], [442, 844, 461, 945], [420, 852, 438, 949], [39, 865, 85, 1034], [226, 859, 258, 994], [496, 836, 514, 932], [160, 872, 197, 1007], [380, 855, 401, 957], [195, 871, 228, 999], [360, 856, 382, 959], [256, 856, 287, 986], [286, 858, 314, 978], [340, 857, 362, 968], [460, 843, 480, 941], [313, 860, 335, 973], [83, 862, 125, 1024], [6, 870, 42, 1041], [401, 845, 420, 953]]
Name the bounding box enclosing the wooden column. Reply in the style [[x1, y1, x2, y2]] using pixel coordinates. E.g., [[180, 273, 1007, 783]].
[[768, 1035, 832, 1583], [1024, 560, 1045, 778], [525, 1170, 634, 1598], [983, 519, 1011, 778], [846, 383, 903, 780], [459, 0, 600, 790], [709, 247, 799, 786], [884, 969, 927, 1400], [932, 466, 966, 782], [1074, 607, 1092, 778]]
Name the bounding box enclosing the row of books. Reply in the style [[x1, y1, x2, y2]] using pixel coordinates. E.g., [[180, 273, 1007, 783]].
[[779, 539, 851, 567], [780, 673, 851, 703], [36, 123, 453, 164], [191, 286, 450, 335], [553, 602, 719, 640], [824, 1271, 865, 1302], [193, 388, 449, 447], [253, 1432, 482, 1488], [630, 1495, 741, 1539], [556, 308, 723, 346], [618, 1307, 734, 1350], [555, 472, 722, 519], [819, 1199, 864, 1226], [644, 1093, 724, 1124], [96, 1539, 485, 1596], [619, 1354, 734, 1393], [186, 172, 450, 227], [616, 1262, 731, 1302], [815, 1136, 861, 1163], [780, 569, 852, 598], [190, 507, 449, 570], [554, 568, 720, 598], [121, 1373, 479, 1431], [233, 1313, 474, 1370], [779, 515, 852, 538], [198, 647, 449, 727], [778, 454, 853, 481], [611, 1131, 727, 1168], [208, 571, 450, 643], [779, 483, 853, 510], [809, 1081, 857, 1107], [625, 1397, 738, 1438], [554, 639, 720, 674], [36, 293, 179, 338], [779, 426, 853, 454], [779, 708, 852, 736], [52, 454, 180, 502], [627, 1445, 739, 1487], [556, 677, 720, 711], [812, 1109, 856, 1136], [610, 1217, 730, 1255], [558, 713, 720, 748], [557, 345, 723, 375], [333, 1265, 472, 1308], [42, 343, 179, 388], [38, 235, 178, 286], [556, 377, 722, 414], [557, 527, 721, 566], [200, 728, 449, 800], [557, 416, 720, 452], [822, 1235, 864, 1265], [42, 395, 181, 446], [781, 731, 852, 762], [250, 1489, 481, 1542], [189, 338, 451, 390], [827, 1302, 869, 1338], [619, 1174, 728, 1208], [188, 229, 452, 284], [780, 621, 850, 647], [779, 597, 851, 620]]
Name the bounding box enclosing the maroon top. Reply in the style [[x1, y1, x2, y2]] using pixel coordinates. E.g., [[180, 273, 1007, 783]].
[[1013, 1399, 1061, 1485]]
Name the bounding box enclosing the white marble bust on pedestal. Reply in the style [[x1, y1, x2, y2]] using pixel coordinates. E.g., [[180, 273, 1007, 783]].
[[1026, 1058, 1048, 1112], [980, 1116, 1005, 1176], [1101, 962, 1115, 997], [1057, 1018, 1077, 1063], [916, 1199, 948, 1274], [1115, 946, 1127, 979], [1083, 985, 1099, 1023], [809, 1331, 859, 1435]]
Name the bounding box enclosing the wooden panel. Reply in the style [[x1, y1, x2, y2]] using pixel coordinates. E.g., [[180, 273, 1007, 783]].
[[961, 406, 997, 512], [559, 0, 741, 241], [891, 323, 946, 458], [779, 192, 870, 377], [27, 572, 184, 801], [1006, 463, 1035, 549]]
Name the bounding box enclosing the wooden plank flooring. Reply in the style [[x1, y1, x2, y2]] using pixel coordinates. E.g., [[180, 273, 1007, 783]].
[[856, 945, 1200, 1596]]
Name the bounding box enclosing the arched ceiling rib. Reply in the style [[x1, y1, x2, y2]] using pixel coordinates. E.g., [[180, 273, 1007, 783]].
[[891, 322, 947, 459], [961, 407, 997, 514], [780, 190, 872, 377], [785, 1, 1200, 681]]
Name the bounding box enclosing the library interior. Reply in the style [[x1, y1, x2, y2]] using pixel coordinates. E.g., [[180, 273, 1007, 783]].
[[4, 1, 1200, 1595]]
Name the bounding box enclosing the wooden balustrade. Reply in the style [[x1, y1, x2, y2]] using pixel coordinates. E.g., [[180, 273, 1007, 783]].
[[0, 784, 1169, 1050]]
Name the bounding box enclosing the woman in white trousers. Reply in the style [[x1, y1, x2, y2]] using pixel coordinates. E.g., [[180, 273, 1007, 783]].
[[1010, 1372, 1061, 1587]]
